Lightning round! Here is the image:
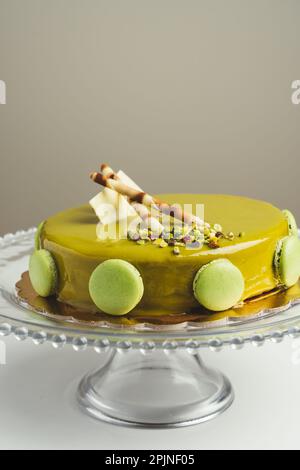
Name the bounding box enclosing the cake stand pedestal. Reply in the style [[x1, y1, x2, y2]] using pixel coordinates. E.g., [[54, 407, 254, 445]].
[[77, 349, 233, 427], [1, 229, 300, 428]]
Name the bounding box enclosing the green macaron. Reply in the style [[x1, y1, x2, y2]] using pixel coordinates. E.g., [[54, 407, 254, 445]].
[[193, 259, 245, 311], [89, 259, 144, 315], [274, 235, 300, 287], [282, 209, 298, 237], [34, 221, 45, 250], [29, 249, 58, 297]]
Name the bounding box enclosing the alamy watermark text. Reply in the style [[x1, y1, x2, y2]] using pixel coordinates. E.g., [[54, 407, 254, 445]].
[[291, 80, 300, 105], [0, 341, 6, 365], [0, 80, 6, 104]]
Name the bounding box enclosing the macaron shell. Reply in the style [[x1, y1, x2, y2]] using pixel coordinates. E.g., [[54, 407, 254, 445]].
[[275, 235, 300, 287], [29, 249, 58, 297], [89, 259, 144, 315], [193, 259, 245, 311], [282, 209, 298, 237]]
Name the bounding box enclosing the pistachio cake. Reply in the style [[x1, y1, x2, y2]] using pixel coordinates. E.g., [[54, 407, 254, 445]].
[[27, 185, 300, 318]]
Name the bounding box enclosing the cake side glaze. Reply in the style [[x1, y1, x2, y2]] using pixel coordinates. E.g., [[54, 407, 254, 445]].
[[40, 194, 289, 314]]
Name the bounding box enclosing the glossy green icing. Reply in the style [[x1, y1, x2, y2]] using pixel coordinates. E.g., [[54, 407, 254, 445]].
[[41, 194, 289, 314]]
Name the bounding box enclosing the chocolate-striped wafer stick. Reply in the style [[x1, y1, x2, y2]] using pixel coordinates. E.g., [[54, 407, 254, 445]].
[[101, 163, 116, 179], [100, 164, 163, 232], [91, 171, 154, 205], [90, 170, 201, 226]]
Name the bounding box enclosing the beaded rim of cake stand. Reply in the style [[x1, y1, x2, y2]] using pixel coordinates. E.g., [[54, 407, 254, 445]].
[[1, 228, 300, 353], [0, 318, 300, 353]]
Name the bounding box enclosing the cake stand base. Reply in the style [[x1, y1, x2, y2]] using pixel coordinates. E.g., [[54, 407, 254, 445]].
[[77, 349, 234, 428]]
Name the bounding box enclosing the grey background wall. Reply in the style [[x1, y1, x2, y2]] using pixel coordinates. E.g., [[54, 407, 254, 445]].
[[0, 0, 299, 234]]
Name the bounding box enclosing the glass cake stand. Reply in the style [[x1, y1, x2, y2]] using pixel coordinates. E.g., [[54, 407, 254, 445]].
[[1, 229, 300, 428]]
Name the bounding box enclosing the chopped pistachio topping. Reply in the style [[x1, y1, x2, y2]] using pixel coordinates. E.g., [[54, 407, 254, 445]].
[[127, 219, 238, 254], [213, 224, 223, 232], [226, 232, 235, 241]]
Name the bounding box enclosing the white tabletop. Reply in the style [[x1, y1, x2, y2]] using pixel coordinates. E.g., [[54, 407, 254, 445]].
[[0, 334, 299, 450]]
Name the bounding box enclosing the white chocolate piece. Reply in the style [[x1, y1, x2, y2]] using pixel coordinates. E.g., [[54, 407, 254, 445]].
[[90, 170, 142, 226], [90, 169, 163, 237]]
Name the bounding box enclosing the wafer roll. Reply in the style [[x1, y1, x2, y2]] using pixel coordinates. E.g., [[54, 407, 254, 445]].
[[99, 165, 163, 233], [90, 171, 201, 226]]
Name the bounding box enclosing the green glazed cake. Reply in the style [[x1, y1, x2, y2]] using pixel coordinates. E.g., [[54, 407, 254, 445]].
[[27, 174, 300, 319]]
